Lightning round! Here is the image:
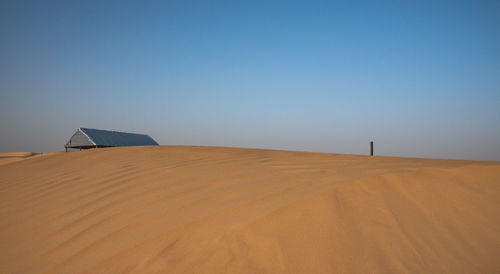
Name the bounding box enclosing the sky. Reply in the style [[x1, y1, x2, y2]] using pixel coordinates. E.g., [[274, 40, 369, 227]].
[[1, 0, 499, 160]]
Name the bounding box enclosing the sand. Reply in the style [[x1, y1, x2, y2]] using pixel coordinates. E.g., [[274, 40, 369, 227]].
[[0, 152, 36, 166], [0, 152, 59, 167], [0, 146, 499, 273]]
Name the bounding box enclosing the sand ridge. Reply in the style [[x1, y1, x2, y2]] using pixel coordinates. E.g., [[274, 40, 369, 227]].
[[0, 152, 60, 166], [0, 152, 35, 166], [0, 146, 499, 273]]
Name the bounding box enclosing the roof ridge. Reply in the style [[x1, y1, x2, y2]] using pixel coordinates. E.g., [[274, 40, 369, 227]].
[[80, 127, 150, 136]]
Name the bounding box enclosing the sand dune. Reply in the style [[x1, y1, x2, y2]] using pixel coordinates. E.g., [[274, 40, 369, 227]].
[[0, 152, 35, 166], [0, 146, 498, 273], [0, 152, 57, 166]]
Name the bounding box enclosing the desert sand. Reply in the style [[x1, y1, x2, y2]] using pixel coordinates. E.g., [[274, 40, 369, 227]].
[[0, 152, 36, 166], [0, 146, 499, 273]]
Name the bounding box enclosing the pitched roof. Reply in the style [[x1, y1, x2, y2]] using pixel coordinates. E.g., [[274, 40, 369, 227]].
[[74, 128, 159, 147]]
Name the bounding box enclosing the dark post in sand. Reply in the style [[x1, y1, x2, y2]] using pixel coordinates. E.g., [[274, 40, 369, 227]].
[[370, 141, 374, 156]]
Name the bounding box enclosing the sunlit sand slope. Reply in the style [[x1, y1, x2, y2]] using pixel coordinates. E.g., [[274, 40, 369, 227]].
[[0, 146, 499, 273]]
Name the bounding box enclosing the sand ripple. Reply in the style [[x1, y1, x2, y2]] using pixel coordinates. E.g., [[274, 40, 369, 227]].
[[0, 146, 498, 273]]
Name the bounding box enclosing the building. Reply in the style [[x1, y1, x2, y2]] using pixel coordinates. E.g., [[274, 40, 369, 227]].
[[64, 127, 159, 151]]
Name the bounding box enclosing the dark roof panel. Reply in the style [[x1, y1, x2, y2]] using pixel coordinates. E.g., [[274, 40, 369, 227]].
[[79, 128, 159, 147]]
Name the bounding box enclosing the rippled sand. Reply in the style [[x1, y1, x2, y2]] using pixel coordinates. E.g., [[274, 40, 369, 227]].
[[1, 146, 499, 273]]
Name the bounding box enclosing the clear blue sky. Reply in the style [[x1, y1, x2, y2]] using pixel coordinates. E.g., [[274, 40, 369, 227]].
[[1, 0, 499, 160]]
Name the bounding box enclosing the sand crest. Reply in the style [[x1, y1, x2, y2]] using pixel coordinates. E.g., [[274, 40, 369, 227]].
[[0, 152, 35, 166]]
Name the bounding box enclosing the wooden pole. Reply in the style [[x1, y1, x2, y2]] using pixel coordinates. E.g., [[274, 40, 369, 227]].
[[370, 141, 374, 156]]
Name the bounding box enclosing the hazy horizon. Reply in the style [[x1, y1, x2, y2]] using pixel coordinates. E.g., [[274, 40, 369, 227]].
[[1, 1, 499, 161]]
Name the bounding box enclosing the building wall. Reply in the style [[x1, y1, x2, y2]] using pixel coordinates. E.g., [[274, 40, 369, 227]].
[[66, 129, 95, 148]]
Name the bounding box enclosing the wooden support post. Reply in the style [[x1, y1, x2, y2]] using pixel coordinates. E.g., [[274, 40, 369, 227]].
[[370, 141, 374, 156]]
